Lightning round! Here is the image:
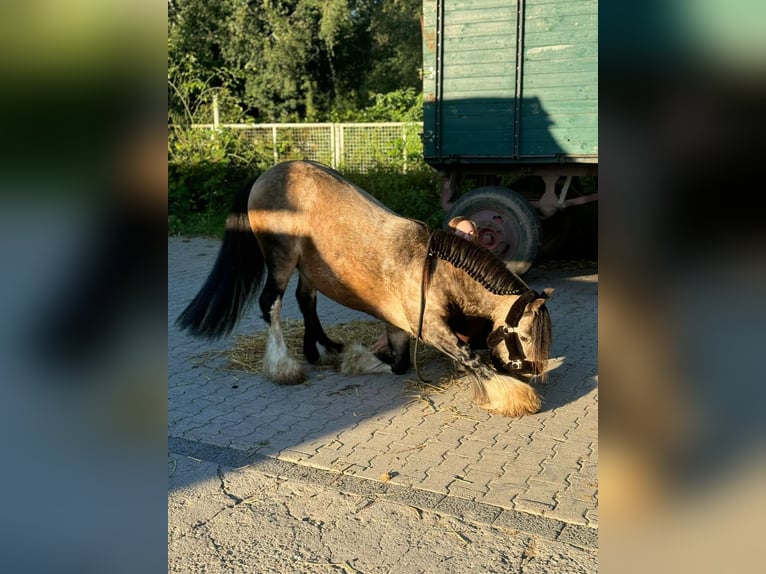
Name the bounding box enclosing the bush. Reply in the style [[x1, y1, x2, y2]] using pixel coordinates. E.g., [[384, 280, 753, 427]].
[[169, 125, 268, 237], [169, 160, 256, 215], [346, 166, 443, 228]]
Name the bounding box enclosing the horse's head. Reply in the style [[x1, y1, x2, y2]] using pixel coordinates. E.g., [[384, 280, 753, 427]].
[[488, 288, 554, 380]]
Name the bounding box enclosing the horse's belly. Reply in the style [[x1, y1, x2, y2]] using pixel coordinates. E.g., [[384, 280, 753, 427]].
[[306, 265, 409, 328], [314, 275, 383, 317]]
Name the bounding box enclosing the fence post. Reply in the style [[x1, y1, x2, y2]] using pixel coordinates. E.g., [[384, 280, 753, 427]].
[[272, 125, 278, 165], [329, 124, 336, 169], [334, 124, 342, 169], [402, 124, 408, 174], [212, 94, 220, 129]]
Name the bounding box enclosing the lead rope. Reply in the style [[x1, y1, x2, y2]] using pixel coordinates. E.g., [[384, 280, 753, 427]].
[[413, 231, 437, 384]]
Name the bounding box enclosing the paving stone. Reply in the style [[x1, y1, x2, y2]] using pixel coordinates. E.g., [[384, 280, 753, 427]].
[[546, 494, 591, 526]]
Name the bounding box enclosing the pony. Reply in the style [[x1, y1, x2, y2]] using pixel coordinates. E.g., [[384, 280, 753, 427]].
[[177, 161, 553, 416]]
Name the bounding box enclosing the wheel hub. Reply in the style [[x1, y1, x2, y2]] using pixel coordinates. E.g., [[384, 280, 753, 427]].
[[472, 210, 518, 257]]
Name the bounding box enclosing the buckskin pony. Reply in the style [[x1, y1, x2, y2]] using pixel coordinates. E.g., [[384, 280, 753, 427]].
[[177, 160, 553, 416]]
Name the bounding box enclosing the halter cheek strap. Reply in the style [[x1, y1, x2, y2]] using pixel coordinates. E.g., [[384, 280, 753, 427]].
[[488, 290, 539, 372]]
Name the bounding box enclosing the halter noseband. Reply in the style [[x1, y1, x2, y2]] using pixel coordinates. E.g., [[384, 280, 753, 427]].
[[487, 289, 539, 373]]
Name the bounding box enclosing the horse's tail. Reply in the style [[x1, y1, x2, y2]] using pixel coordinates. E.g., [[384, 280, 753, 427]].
[[176, 176, 265, 339]]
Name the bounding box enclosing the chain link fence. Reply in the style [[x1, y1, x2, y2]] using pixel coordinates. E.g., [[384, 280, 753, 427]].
[[191, 122, 424, 173]]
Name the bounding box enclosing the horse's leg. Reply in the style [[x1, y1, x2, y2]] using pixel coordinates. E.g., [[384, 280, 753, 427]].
[[424, 318, 541, 417], [295, 273, 343, 364], [375, 324, 411, 374], [259, 260, 305, 386]]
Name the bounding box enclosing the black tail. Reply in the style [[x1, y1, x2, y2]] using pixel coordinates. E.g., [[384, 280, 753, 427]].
[[176, 176, 265, 338]]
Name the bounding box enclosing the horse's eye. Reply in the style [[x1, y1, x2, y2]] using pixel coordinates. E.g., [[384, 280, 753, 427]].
[[519, 335, 529, 343]]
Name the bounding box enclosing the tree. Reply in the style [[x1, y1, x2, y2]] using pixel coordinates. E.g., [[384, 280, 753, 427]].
[[364, 0, 422, 96], [168, 0, 424, 123]]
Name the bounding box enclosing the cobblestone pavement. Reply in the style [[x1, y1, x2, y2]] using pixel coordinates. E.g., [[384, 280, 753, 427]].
[[169, 237, 598, 566]]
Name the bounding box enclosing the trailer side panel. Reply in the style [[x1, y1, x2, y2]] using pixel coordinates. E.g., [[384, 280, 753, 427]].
[[423, 0, 598, 167]]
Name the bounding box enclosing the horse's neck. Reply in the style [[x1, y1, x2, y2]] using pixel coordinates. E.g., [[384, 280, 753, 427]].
[[434, 262, 507, 320]]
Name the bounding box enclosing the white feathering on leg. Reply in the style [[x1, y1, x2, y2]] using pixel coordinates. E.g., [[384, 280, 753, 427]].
[[338, 343, 390, 375], [263, 321, 305, 385], [473, 372, 541, 417]]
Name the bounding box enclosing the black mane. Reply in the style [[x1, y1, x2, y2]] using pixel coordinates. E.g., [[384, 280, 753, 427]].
[[428, 229, 529, 295]]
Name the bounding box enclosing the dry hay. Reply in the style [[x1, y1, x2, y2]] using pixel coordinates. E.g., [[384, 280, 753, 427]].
[[188, 319, 546, 419], [195, 319, 467, 392]]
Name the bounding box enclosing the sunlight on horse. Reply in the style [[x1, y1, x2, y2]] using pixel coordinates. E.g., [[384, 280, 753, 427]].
[[177, 160, 554, 417]]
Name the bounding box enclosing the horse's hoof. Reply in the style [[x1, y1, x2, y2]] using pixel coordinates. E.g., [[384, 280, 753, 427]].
[[390, 363, 409, 375], [373, 349, 394, 365], [304, 345, 321, 364]]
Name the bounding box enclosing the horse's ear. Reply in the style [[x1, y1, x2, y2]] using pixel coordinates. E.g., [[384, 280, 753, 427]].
[[529, 288, 554, 312]]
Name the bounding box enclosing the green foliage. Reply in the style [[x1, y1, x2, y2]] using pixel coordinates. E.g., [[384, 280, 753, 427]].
[[169, 125, 270, 237], [168, 0, 423, 122], [168, 209, 232, 239], [168, 0, 435, 237], [169, 158, 254, 217], [331, 88, 423, 122], [363, 0, 423, 96]]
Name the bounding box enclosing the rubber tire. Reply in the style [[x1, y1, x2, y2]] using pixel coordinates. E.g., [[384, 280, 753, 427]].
[[446, 186, 541, 275]]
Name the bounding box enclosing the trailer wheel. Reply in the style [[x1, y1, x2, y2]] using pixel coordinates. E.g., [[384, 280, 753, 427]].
[[446, 186, 541, 274]]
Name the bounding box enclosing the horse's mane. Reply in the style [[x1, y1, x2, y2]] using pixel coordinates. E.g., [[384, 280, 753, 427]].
[[428, 229, 529, 295]]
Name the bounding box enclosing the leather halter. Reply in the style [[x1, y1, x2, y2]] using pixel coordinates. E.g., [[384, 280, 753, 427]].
[[414, 231, 438, 383], [487, 289, 539, 373]]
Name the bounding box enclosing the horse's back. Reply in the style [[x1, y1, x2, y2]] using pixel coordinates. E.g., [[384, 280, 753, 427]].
[[247, 160, 422, 253], [248, 161, 391, 226], [246, 161, 426, 326]]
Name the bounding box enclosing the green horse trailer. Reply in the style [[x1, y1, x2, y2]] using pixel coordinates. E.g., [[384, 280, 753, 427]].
[[422, 0, 598, 272]]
